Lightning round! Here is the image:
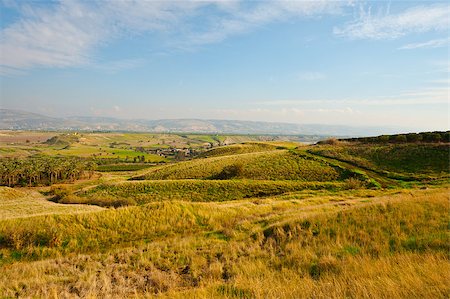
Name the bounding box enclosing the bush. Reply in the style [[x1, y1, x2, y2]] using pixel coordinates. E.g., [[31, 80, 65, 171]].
[[344, 178, 364, 189], [406, 133, 422, 143], [377, 135, 390, 143], [393, 135, 407, 143], [318, 138, 339, 145], [212, 164, 244, 179], [49, 186, 71, 201]]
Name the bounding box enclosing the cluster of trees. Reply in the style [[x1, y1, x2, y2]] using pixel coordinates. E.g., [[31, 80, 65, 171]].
[[0, 156, 97, 187], [343, 131, 449, 144]]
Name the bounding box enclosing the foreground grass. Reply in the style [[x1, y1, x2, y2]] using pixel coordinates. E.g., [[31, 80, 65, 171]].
[[0, 188, 448, 297]]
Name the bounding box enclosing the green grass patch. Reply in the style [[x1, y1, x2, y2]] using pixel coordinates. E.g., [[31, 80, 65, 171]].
[[75, 180, 346, 206]]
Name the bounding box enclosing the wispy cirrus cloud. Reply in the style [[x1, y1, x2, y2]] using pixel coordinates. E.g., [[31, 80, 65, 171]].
[[0, 0, 347, 74], [181, 1, 346, 46], [399, 37, 450, 50], [334, 4, 450, 39]]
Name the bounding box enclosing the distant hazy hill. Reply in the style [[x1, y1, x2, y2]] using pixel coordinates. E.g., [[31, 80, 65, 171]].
[[0, 109, 401, 136]]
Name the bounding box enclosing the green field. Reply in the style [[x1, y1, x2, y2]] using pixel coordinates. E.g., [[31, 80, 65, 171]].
[[0, 131, 449, 298]]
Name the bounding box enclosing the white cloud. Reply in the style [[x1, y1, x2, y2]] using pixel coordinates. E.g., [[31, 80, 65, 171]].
[[182, 1, 345, 46], [1, 1, 105, 70], [3, 1, 446, 77], [0, 0, 347, 74], [399, 37, 450, 50], [334, 4, 450, 39]]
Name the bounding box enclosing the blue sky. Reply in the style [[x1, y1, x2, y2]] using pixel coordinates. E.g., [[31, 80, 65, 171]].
[[0, 0, 449, 131]]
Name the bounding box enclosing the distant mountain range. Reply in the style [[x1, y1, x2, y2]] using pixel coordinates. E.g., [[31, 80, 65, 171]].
[[0, 109, 404, 137]]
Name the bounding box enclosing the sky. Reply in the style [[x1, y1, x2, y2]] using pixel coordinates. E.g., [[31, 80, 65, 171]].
[[0, 0, 449, 131]]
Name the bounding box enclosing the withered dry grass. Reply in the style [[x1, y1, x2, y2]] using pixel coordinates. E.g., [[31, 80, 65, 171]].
[[0, 188, 448, 298]]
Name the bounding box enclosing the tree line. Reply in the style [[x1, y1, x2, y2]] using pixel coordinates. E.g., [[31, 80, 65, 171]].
[[0, 156, 97, 187]]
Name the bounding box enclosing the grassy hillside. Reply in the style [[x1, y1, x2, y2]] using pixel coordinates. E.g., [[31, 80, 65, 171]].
[[0, 187, 102, 220], [136, 150, 349, 181], [309, 143, 449, 178], [0, 188, 448, 297], [67, 180, 346, 207], [200, 142, 278, 157]]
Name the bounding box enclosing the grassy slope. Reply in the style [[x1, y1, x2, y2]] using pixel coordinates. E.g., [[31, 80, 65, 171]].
[[200, 143, 278, 157], [71, 180, 345, 206], [0, 188, 448, 298], [136, 150, 346, 181], [0, 187, 102, 220], [309, 143, 449, 177]]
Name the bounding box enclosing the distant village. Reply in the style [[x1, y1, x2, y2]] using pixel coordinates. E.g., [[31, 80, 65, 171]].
[[136, 146, 203, 160], [109, 141, 214, 161]]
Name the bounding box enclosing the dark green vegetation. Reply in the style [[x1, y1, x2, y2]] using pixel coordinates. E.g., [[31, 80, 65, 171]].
[[0, 131, 449, 298], [0, 156, 96, 187]]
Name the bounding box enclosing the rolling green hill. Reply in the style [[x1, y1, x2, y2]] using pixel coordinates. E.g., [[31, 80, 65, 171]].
[[200, 142, 278, 157], [135, 150, 349, 181], [308, 143, 449, 178]]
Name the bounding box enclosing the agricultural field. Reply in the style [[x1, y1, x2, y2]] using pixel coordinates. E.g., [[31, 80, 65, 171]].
[[0, 131, 449, 298]]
